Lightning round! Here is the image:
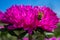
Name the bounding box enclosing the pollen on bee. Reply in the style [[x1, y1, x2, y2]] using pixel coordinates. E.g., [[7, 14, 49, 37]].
[[38, 12, 44, 20]]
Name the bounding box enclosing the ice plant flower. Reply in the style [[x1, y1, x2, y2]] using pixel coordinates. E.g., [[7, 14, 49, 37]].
[[35, 6, 59, 32], [44, 37, 60, 40], [57, 37, 60, 40], [0, 11, 4, 21], [23, 37, 28, 40], [0, 5, 59, 34], [3, 5, 37, 34], [0, 26, 4, 29], [59, 18, 60, 23]]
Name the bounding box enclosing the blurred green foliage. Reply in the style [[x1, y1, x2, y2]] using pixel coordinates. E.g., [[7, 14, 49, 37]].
[[0, 23, 60, 40], [54, 23, 60, 37]]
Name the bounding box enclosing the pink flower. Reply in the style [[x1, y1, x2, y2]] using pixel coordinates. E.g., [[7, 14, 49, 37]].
[[3, 5, 37, 34], [0, 11, 4, 21], [59, 18, 60, 23], [35, 6, 59, 32], [1, 5, 59, 33], [0, 26, 4, 29], [44, 37, 60, 40], [57, 37, 60, 40], [23, 37, 28, 40]]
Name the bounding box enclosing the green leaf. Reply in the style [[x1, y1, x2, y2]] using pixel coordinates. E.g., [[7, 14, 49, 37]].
[[36, 27, 44, 34], [54, 23, 60, 37], [19, 31, 27, 39], [8, 31, 18, 37], [0, 23, 8, 25]]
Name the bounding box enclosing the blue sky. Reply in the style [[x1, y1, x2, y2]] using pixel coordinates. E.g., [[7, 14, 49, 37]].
[[0, 0, 60, 17]]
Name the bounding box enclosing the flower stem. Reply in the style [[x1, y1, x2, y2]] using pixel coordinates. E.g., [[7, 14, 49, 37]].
[[29, 34, 32, 40]]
